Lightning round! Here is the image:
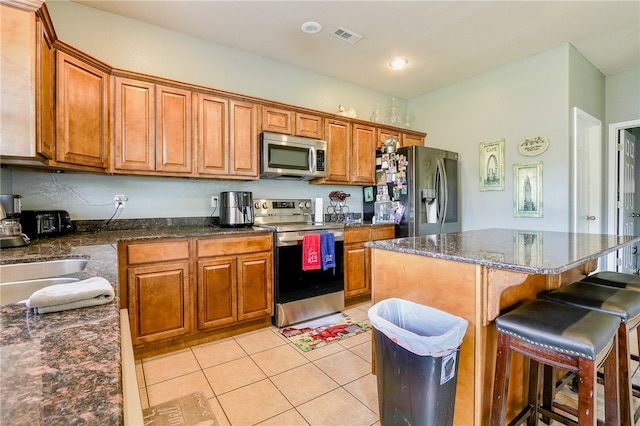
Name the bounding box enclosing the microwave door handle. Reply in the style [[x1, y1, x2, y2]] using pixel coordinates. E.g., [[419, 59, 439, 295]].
[[309, 148, 315, 173]]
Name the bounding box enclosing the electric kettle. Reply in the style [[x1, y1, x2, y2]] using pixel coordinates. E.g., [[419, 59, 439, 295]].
[[219, 191, 254, 227]]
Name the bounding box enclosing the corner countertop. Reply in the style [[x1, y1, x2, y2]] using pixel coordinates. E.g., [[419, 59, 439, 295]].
[[0, 225, 269, 426], [366, 228, 640, 274]]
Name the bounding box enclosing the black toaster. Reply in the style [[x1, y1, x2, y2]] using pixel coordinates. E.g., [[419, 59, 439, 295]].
[[20, 210, 73, 239]]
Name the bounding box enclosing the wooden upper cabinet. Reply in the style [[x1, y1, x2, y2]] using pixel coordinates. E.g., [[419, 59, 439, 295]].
[[36, 15, 54, 160], [155, 85, 192, 174], [402, 132, 425, 147], [114, 77, 192, 175], [261, 106, 324, 139], [378, 128, 401, 151], [261, 106, 293, 135], [229, 99, 259, 178], [296, 113, 323, 139], [194, 92, 229, 176], [352, 124, 376, 185], [56, 51, 109, 169], [323, 119, 350, 182], [114, 77, 155, 171]]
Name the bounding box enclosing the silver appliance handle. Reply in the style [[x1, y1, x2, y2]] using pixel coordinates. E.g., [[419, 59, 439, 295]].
[[309, 148, 316, 174], [277, 231, 344, 246], [436, 158, 448, 227]]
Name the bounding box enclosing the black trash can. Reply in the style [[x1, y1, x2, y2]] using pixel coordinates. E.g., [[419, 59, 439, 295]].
[[369, 298, 469, 426]]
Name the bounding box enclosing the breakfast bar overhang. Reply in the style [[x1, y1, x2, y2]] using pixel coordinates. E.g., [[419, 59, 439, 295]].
[[367, 228, 640, 426]]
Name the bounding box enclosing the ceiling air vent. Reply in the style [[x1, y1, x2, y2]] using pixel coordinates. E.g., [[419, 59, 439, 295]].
[[331, 27, 363, 44]]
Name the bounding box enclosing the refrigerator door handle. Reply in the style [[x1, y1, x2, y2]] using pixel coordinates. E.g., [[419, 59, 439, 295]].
[[436, 158, 448, 227]]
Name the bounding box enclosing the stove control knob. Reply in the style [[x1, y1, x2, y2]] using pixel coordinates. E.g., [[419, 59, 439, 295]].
[[298, 201, 305, 209], [304, 201, 311, 209], [262, 201, 269, 209], [254, 202, 261, 209]]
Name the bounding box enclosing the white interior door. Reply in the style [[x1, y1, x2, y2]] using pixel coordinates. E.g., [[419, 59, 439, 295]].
[[618, 129, 637, 273], [571, 107, 602, 234]]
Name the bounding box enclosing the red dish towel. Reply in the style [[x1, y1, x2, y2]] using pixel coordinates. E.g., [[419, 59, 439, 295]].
[[302, 234, 321, 271]]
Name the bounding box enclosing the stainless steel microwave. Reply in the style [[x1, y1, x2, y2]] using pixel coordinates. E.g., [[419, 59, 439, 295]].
[[260, 132, 327, 180]]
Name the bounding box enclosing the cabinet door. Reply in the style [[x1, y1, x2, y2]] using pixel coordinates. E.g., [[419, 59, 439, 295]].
[[296, 113, 324, 139], [197, 257, 237, 329], [237, 252, 273, 321], [229, 100, 259, 178], [324, 119, 350, 182], [114, 77, 155, 171], [378, 128, 401, 150], [128, 261, 191, 345], [156, 85, 192, 174], [352, 124, 375, 185], [36, 17, 54, 159], [402, 133, 424, 147], [195, 93, 229, 176], [344, 243, 368, 297], [262, 106, 293, 135], [56, 51, 108, 169]]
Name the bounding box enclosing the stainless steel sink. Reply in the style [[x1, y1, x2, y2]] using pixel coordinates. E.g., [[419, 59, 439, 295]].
[[0, 277, 80, 305], [0, 259, 88, 283]]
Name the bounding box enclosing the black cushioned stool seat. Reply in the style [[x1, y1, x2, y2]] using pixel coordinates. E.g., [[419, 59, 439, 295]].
[[582, 271, 640, 290], [491, 299, 620, 426], [544, 281, 640, 425]]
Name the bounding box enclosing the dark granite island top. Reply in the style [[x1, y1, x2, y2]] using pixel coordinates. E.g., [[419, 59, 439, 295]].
[[366, 227, 640, 274], [367, 227, 640, 426], [0, 225, 269, 426]]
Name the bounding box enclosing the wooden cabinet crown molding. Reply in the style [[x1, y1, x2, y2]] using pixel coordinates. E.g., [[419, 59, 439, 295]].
[[1, 0, 43, 12]]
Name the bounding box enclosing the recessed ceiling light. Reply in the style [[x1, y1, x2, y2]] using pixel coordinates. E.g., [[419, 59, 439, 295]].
[[389, 58, 409, 70], [301, 21, 322, 34]]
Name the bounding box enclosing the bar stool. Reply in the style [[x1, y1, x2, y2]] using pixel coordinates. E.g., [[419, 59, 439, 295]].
[[491, 299, 621, 426], [543, 281, 640, 425], [582, 271, 640, 290]]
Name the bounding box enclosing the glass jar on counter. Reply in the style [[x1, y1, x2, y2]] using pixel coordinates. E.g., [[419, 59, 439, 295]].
[[1, 219, 22, 237]]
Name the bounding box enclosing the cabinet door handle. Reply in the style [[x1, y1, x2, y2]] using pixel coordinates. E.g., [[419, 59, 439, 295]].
[[587, 215, 596, 221]]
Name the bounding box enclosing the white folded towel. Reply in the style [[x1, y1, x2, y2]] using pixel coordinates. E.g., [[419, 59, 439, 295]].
[[25, 277, 115, 314]]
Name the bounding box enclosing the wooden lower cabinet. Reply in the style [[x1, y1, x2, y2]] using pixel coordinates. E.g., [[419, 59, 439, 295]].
[[128, 261, 191, 345], [196, 250, 272, 329], [120, 233, 273, 355], [344, 225, 394, 300]]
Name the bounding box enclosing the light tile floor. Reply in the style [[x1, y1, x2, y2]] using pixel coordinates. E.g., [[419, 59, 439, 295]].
[[136, 301, 380, 426], [135, 301, 640, 426]]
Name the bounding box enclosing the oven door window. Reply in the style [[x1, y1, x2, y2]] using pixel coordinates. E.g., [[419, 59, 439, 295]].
[[275, 242, 344, 304]]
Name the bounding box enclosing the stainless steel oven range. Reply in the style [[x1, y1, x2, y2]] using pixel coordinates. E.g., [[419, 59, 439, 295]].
[[253, 198, 344, 327]]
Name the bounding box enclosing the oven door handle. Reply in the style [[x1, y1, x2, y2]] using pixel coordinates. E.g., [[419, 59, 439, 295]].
[[277, 231, 344, 245]]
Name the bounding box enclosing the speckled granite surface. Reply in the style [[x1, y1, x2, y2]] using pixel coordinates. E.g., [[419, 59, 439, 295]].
[[366, 228, 640, 274], [0, 224, 268, 426]]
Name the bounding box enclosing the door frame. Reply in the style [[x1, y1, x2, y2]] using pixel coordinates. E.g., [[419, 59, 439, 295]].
[[605, 118, 640, 270]]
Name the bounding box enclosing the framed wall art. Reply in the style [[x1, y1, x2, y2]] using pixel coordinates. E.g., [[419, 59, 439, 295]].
[[479, 139, 505, 191], [513, 161, 543, 217]]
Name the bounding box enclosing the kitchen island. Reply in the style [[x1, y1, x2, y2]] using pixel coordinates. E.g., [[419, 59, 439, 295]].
[[367, 228, 640, 426]]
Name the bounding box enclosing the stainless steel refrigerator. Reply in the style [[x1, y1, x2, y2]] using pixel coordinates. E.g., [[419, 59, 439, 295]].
[[366, 145, 459, 237]]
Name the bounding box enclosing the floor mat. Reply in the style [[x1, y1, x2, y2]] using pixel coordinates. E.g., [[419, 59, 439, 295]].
[[280, 313, 371, 352], [143, 391, 218, 426]]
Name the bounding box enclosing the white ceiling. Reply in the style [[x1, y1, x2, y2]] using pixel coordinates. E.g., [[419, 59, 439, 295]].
[[72, 0, 640, 99]]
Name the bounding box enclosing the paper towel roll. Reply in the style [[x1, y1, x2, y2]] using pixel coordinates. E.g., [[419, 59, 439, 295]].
[[314, 197, 324, 223]]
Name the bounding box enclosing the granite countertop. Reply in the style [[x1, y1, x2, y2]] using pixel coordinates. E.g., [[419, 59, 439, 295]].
[[0, 224, 269, 426], [366, 228, 640, 274]]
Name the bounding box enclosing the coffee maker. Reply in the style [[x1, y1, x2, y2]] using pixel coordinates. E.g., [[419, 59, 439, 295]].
[[0, 194, 29, 248]]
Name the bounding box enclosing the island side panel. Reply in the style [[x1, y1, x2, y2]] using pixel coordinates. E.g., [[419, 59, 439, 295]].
[[370, 248, 480, 426]]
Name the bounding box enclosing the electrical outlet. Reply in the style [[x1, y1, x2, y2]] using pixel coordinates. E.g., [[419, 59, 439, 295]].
[[114, 195, 128, 209], [211, 196, 219, 208]]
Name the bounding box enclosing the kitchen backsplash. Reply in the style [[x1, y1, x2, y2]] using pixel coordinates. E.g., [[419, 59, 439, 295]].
[[7, 169, 364, 221]]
